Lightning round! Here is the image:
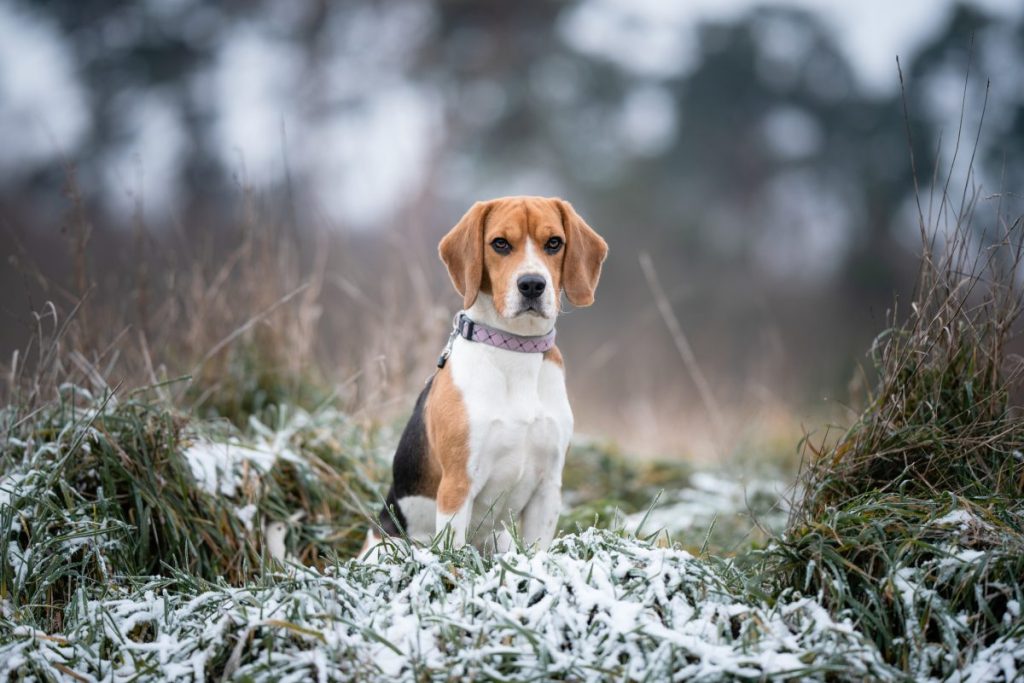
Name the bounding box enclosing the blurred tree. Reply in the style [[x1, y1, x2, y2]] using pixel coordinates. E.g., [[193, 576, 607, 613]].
[[2, 0, 1022, 406], [15, 0, 222, 206]]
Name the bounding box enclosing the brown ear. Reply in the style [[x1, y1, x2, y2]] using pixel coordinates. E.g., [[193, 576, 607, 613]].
[[555, 198, 608, 307], [439, 201, 492, 309]]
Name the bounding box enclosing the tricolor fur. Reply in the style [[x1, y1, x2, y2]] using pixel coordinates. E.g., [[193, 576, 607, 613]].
[[364, 196, 608, 555]]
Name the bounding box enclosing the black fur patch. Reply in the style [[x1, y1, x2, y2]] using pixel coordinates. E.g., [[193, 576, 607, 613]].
[[377, 376, 433, 536]]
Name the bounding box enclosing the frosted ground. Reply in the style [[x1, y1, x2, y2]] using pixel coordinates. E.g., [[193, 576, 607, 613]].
[[2, 404, 1021, 681]]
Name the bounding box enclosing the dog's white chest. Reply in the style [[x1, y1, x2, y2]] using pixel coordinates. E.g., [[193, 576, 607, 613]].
[[450, 337, 572, 541]]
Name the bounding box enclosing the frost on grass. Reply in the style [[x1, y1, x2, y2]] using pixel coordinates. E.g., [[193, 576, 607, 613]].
[[774, 494, 1024, 682], [887, 545, 1024, 680], [560, 440, 787, 553], [3, 394, 1023, 681], [1, 529, 893, 682], [626, 471, 788, 546], [182, 409, 328, 497], [0, 395, 390, 625]]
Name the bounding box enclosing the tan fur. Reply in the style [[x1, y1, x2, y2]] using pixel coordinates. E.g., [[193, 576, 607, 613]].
[[425, 366, 471, 514], [439, 196, 608, 315], [543, 345, 564, 368], [439, 201, 492, 309], [554, 199, 608, 307], [480, 198, 565, 317]]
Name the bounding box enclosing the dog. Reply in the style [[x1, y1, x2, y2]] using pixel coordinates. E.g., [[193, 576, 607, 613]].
[[363, 196, 608, 556]]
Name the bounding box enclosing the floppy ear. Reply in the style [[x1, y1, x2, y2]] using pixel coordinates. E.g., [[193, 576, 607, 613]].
[[555, 198, 608, 307], [439, 201, 492, 309]]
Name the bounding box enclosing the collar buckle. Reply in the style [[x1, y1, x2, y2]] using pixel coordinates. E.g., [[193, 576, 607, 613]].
[[436, 312, 463, 368], [456, 312, 475, 341]]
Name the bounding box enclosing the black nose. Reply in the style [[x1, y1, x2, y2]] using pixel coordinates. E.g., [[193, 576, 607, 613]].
[[517, 274, 546, 299]]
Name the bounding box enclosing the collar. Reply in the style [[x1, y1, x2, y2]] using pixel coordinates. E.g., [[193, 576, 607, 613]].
[[437, 312, 557, 368]]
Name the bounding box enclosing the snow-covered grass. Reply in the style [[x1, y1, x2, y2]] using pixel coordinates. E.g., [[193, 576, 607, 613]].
[[0, 391, 390, 634], [2, 194, 1023, 680], [2, 392, 1022, 681], [625, 471, 788, 550], [559, 439, 788, 554], [3, 528, 895, 682], [770, 495, 1024, 680], [769, 173, 1024, 680]]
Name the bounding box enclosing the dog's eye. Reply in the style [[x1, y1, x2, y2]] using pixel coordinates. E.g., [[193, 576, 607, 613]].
[[544, 236, 563, 254], [491, 238, 511, 254]]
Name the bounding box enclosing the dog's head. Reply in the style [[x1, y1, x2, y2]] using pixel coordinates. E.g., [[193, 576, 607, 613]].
[[439, 196, 608, 320]]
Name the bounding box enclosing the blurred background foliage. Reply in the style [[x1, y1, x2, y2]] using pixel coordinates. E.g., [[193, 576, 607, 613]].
[[1, 0, 1022, 457]]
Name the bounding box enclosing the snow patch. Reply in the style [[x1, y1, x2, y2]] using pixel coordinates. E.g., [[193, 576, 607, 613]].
[[0, 529, 895, 681], [626, 471, 786, 537]]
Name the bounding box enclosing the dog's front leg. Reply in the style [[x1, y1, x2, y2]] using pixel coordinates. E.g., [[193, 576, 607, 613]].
[[436, 480, 471, 548], [435, 505, 470, 548], [520, 478, 561, 550]]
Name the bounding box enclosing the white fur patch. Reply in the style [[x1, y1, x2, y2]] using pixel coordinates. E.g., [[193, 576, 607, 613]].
[[445, 294, 573, 550], [360, 529, 382, 563], [398, 495, 438, 544], [504, 238, 558, 320]]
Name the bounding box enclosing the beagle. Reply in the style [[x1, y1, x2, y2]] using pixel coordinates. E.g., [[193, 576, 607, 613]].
[[364, 196, 608, 555]]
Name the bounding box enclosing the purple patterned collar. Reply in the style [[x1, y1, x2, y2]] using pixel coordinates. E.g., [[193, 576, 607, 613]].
[[437, 312, 556, 368]]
